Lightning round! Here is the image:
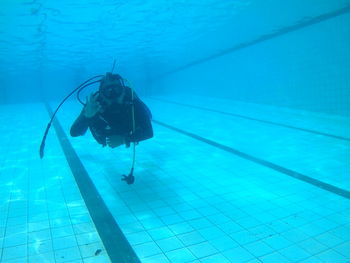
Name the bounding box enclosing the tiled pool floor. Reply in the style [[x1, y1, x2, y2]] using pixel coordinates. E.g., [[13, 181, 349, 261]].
[[0, 97, 349, 263]]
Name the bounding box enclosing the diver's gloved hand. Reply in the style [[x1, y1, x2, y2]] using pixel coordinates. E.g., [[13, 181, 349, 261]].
[[122, 174, 135, 184], [84, 93, 102, 118]]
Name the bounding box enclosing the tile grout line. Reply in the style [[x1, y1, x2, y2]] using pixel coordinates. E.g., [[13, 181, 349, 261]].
[[152, 119, 350, 200], [44, 103, 141, 263], [148, 97, 350, 142]]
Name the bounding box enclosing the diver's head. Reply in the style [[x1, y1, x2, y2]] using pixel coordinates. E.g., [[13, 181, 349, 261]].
[[99, 72, 125, 99]]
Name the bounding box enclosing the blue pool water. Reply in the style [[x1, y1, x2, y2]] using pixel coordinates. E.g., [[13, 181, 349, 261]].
[[1, 1, 350, 262]]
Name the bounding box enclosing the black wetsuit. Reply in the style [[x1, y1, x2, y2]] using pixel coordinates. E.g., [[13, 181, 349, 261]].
[[70, 88, 153, 146]]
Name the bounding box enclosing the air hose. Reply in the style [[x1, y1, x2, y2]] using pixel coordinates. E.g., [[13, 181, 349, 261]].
[[39, 75, 104, 158], [121, 81, 137, 184]]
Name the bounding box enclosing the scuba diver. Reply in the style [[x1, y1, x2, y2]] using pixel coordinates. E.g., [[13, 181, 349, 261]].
[[70, 73, 153, 149], [39, 67, 153, 185]]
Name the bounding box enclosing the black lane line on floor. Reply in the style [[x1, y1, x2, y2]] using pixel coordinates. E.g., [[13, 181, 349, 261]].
[[149, 97, 350, 142], [159, 5, 350, 77], [45, 104, 141, 263], [153, 119, 350, 200]]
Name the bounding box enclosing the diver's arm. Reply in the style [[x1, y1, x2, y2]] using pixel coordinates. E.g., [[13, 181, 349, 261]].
[[70, 93, 102, 137], [70, 111, 90, 137]]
